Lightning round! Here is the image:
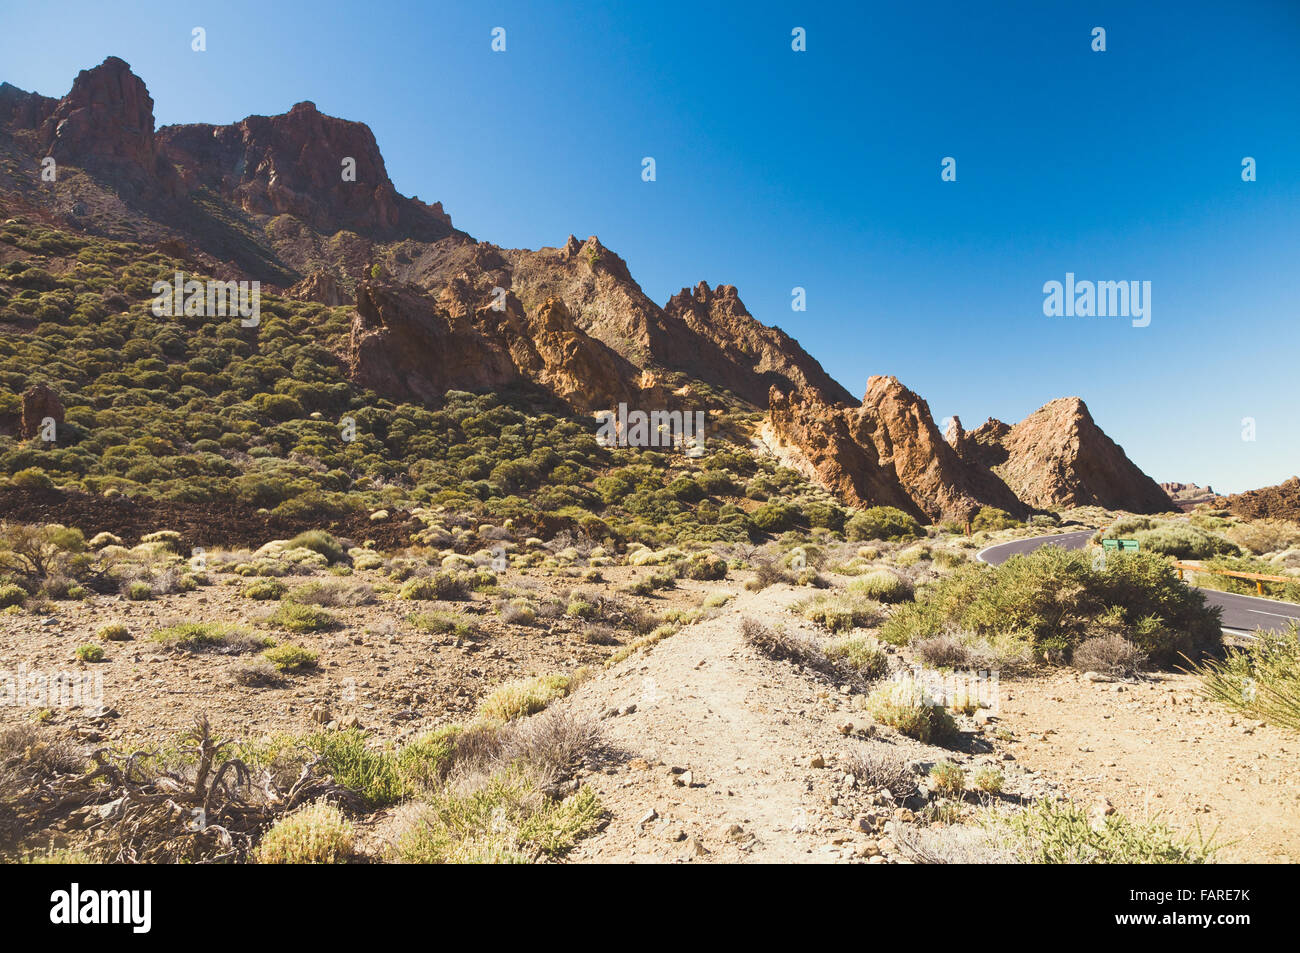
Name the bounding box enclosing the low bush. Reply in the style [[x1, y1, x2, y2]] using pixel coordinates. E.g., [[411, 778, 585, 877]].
[[254, 801, 355, 864], [1188, 623, 1299, 733], [928, 761, 965, 797], [793, 590, 882, 633], [1000, 799, 1216, 863], [150, 622, 271, 653], [880, 548, 1220, 667], [287, 531, 348, 565], [848, 569, 913, 603], [477, 671, 586, 722], [399, 572, 471, 601], [845, 506, 923, 542], [262, 644, 319, 673], [266, 602, 337, 633], [866, 678, 959, 745]]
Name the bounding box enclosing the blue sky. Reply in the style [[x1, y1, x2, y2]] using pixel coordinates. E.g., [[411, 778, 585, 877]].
[[2, 0, 1297, 493]]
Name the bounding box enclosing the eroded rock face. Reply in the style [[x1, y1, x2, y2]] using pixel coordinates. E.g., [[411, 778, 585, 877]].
[[21, 383, 64, 439], [990, 397, 1173, 513], [853, 377, 1026, 521], [1223, 477, 1300, 522], [768, 381, 1170, 522], [765, 386, 925, 518], [159, 102, 453, 239], [663, 282, 855, 406], [348, 281, 519, 404], [38, 57, 160, 185], [289, 271, 348, 307]]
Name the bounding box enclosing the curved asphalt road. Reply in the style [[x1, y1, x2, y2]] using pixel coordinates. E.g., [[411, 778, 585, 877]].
[[976, 530, 1300, 636]]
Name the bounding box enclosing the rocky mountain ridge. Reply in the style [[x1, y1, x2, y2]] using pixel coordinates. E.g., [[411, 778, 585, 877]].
[[0, 57, 1175, 521]]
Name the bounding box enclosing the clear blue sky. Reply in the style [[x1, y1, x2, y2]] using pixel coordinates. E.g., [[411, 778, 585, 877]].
[[2, 0, 1297, 493]]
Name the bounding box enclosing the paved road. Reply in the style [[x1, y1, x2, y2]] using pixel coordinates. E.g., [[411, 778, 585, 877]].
[[976, 530, 1300, 636]]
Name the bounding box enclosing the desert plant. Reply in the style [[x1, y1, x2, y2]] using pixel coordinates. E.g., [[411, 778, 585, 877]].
[[97, 623, 130, 641], [848, 569, 913, 603], [866, 678, 959, 745], [1186, 623, 1300, 732], [845, 506, 923, 542], [254, 800, 354, 864], [265, 602, 337, 633], [842, 747, 917, 797], [929, 761, 965, 797], [74, 644, 104, 663], [262, 644, 319, 673], [999, 798, 1216, 864]]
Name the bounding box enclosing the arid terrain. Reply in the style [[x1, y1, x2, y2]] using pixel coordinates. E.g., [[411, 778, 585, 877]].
[[1, 56, 1297, 866]]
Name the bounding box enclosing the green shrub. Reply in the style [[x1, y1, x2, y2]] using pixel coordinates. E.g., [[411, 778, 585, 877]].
[[254, 801, 354, 864], [243, 578, 287, 600], [1000, 799, 1216, 864], [97, 623, 130, 641], [973, 766, 1004, 794], [151, 622, 271, 653], [399, 572, 470, 601], [477, 671, 586, 722], [1188, 622, 1299, 732], [751, 502, 799, 533], [848, 569, 913, 603], [125, 581, 153, 601], [929, 761, 965, 797], [971, 507, 1022, 532], [0, 583, 26, 608], [794, 591, 882, 632], [683, 551, 727, 581], [407, 611, 479, 639], [393, 770, 602, 863], [879, 548, 1220, 667], [287, 530, 348, 565], [266, 602, 337, 633], [845, 506, 923, 542], [866, 678, 958, 745], [74, 644, 105, 662], [262, 644, 319, 673], [823, 635, 889, 678]]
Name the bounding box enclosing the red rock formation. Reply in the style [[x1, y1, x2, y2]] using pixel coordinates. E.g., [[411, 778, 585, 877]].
[[38, 57, 159, 182], [289, 272, 349, 307], [985, 397, 1173, 513], [852, 377, 1026, 521], [769, 383, 1171, 521], [20, 383, 64, 439], [158, 101, 452, 239], [766, 386, 925, 518], [348, 281, 519, 404], [663, 282, 855, 406], [1221, 477, 1300, 522]]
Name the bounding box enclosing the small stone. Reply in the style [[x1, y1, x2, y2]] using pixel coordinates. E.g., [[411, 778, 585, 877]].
[[808, 754, 826, 769], [838, 722, 854, 736], [679, 836, 709, 859]]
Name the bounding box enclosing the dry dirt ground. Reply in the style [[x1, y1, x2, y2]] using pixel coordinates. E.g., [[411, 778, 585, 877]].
[[2, 559, 1296, 863]]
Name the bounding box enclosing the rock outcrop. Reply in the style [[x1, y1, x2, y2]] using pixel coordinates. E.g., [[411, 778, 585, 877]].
[[769, 384, 1172, 521], [37, 57, 162, 186], [348, 281, 520, 405], [20, 383, 64, 439], [159, 101, 454, 240], [989, 398, 1173, 513], [663, 282, 855, 406], [1221, 477, 1300, 523]]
